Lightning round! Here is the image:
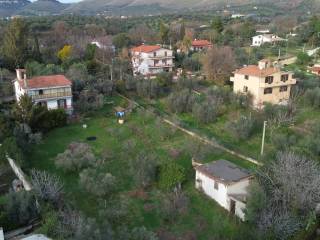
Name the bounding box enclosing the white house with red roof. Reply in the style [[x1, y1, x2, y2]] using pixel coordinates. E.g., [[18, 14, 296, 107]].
[[230, 59, 296, 108], [130, 45, 174, 76], [308, 64, 320, 76], [191, 39, 213, 51], [252, 34, 286, 47], [14, 69, 73, 113]]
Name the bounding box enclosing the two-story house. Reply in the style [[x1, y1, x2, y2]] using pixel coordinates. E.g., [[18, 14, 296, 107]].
[[14, 69, 73, 113], [131, 45, 174, 76], [191, 39, 213, 51], [251, 34, 286, 47], [195, 160, 253, 220], [230, 59, 296, 109]]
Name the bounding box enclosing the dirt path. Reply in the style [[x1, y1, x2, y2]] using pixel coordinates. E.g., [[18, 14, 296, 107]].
[[117, 93, 262, 166]]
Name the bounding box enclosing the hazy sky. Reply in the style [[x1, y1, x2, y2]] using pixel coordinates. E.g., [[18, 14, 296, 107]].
[[30, 0, 82, 3]]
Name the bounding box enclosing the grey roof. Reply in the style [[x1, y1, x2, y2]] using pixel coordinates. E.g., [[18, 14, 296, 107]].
[[196, 160, 252, 184]]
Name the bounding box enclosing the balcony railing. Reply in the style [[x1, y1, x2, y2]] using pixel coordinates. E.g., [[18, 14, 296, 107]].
[[149, 64, 174, 69], [260, 79, 297, 88], [31, 91, 72, 100], [148, 55, 174, 59]]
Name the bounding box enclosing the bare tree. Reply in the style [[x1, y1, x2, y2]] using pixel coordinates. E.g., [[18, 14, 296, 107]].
[[201, 46, 236, 85], [31, 169, 63, 204], [247, 151, 320, 239], [269, 152, 320, 211]]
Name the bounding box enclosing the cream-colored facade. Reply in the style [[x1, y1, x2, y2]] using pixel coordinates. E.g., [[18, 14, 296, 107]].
[[230, 60, 296, 108]]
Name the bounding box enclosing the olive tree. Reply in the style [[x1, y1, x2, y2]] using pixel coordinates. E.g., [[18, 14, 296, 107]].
[[5, 191, 39, 226], [55, 142, 96, 171], [79, 168, 116, 198], [129, 152, 158, 188]]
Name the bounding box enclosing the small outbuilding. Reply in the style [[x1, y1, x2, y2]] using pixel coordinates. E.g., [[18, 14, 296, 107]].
[[195, 160, 253, 220], [114, 106, 126, 124]]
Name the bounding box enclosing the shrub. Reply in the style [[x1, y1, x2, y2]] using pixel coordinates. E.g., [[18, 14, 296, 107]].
[[30, 107, 67, 133], [5, 191, 39, 226], [76, 89, 104, 113], [129, 152, 158, 188], [0, 137, 24, 165], [159, 162, 186, 191], [304, 87, 320, 108], [157, 191, 189, 223], [79, 168, 116, 198], [167, 89, 196, 113], [55, 142, 96, 171], [192, 100, 218, 124], [227, 114, 256, 140]]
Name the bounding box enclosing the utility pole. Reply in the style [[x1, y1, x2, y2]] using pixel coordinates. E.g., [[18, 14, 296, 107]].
[[110, 58, 114, 83], [260, 121, 267, 156]]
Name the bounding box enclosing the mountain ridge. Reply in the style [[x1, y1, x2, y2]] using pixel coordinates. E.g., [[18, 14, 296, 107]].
[[1, 0, 319, 17]]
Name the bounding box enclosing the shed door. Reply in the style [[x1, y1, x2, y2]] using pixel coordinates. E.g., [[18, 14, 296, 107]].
[[230, 200, 236, 215]]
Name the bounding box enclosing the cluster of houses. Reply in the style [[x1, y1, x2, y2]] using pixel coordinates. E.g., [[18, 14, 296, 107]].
[[10, 36, 300, 221]]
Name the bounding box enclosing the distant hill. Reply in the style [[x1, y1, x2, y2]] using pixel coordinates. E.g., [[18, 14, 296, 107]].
[[63, 0, 317, 16], [0, 0, 30, 17], [18, 0, 69, 16], [0, 0, 319, 17]]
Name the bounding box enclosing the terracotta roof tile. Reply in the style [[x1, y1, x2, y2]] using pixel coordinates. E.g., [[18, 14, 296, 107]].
[[192, 40, 212, 47], [235, 65, 279, 77], [20, 75, 72, 89], [311, 66, 320, 72], [131, 45, 161, 53]]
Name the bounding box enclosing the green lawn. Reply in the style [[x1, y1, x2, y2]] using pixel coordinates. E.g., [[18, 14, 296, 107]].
[[26, 96, 256, 239]]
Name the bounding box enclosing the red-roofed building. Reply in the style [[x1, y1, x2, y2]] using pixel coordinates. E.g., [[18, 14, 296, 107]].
[[308, 65, 320, 76], [14, 69, 73, 113], [130, 45, 174, 76], [230, 59, 296, 108], [191, 39, 213, 51]]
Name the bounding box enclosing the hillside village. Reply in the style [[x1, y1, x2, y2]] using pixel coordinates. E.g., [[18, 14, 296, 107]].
[[0, 4, 320, 240]]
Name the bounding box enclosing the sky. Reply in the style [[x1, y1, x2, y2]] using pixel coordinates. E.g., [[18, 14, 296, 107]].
[[30, 0, 82, 3]]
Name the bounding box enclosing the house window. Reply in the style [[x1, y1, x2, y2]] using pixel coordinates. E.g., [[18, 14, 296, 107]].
[[281, 74, 289, 82], [243, 86, 248, 92], [264, 88, 273, 94], [280, 86, 288, 92], [153, 52, 157, 57], [265, 76, 274, 84], [165, 51, 167, 56], [39, 89, 44, 95], [214, 181, 219, 190], [245, 75, 249, 80]]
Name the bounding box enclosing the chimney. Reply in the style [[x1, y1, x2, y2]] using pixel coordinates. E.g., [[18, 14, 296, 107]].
[[258, 59, 270, 70], [16, 69, 27, 88]]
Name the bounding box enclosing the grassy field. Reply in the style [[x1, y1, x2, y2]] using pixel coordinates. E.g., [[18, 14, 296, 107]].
[[26, 96, 256, 239]]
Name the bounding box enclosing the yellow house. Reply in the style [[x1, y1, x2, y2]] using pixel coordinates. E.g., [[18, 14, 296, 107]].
[[230, 59, 296, 109]]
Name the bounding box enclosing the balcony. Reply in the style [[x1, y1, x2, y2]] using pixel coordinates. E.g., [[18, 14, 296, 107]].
[[31, 91, 72, 100], [148, 55, 174, 59], [260, 79, 297, 88], [149, 64, 174, 69]]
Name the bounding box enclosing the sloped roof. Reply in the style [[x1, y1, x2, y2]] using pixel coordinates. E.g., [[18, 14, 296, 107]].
[[235, 65, 279, 77], [196, 160, 252, 185], [19, 75, 72, 89], [131, 45, 161, 53], [192, 39, 212, 47], [311, 66, 320, 73]]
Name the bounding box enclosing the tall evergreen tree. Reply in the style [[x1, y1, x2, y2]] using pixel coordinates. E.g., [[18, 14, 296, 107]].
[[2, 19, 29, 69]]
